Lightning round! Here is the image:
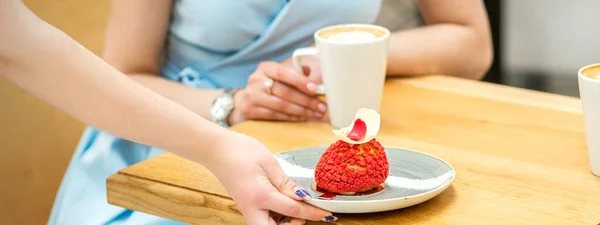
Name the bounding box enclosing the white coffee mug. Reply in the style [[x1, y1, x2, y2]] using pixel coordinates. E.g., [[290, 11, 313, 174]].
[[578, 63, 600, 176], [292, 24, 390, 128]]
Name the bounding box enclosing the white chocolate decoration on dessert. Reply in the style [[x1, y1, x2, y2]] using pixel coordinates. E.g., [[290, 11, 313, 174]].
[[332, 108, 381, 144]]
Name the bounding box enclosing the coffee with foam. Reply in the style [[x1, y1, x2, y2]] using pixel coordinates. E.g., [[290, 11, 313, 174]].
[[327, 31, 377, 43], [318, 26, 386, 43], [582, 65, 600, 80], [293, 24, 390, 128]]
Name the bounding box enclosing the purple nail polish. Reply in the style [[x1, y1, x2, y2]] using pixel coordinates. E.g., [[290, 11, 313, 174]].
[[295, 188, 311, 198], [301, 189, 311, 197], [321, 216, 338, 222], [278, 216, 287, 224]]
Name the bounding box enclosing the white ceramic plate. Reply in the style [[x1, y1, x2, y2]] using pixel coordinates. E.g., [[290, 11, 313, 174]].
[[274, 146, 455, 213]]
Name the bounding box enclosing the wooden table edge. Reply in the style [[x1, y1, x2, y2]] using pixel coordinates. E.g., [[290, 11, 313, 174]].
[[107, 172, 244, 224]]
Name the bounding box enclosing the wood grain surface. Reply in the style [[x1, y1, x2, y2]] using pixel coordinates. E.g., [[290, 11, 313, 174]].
[[107, 75, 600, 225], [1, 1, 109, 224]]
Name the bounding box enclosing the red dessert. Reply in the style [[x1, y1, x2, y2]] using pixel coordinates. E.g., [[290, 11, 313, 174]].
[[314, 138, 388, 194], [314, 108, 389, 194]]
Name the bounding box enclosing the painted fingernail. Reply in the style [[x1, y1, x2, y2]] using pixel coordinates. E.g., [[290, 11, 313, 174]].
[[318, 103, 327, 112], [294, 187, 312, 200], [278, 216, 287, 224], [314, 112, 324, 118], [307, 82, 317, 92], [321, 215, 338, 222]]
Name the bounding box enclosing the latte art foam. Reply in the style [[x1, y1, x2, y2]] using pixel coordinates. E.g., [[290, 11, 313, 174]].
[[327, 31, 378, 43], [582, 65, 600, 80]]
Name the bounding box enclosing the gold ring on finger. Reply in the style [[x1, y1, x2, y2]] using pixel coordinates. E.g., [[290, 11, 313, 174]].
[[264, 78, 274, 95]]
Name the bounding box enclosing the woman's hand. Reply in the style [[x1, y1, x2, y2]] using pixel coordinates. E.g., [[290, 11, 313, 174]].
[[280, 54, 323, 85], [206, 131, 336, 225], [227, 61, 327, 125]]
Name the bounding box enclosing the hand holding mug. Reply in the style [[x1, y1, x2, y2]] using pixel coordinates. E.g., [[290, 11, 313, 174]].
[[291, 24, 390, 128], [281, 54, 323, 85], [227, 62, 328, 125]]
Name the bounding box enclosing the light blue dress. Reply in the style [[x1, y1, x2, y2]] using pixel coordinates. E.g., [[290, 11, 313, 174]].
[[48, 0, 381, 224]]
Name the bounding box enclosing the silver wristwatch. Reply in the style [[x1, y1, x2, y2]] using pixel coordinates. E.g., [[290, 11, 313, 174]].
[[210, 89, 238, 127]]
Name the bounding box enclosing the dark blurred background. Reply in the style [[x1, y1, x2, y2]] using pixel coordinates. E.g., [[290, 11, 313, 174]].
[[482, 0, 599, 97]]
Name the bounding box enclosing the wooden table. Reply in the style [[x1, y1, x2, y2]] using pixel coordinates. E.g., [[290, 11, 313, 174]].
[[107, 75, 600, 224]]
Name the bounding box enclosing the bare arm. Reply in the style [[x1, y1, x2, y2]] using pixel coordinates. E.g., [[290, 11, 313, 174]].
[[386, 0, 493, 80], [102, 0, 221, 120], [0, 0, 226, 165], [0, 2, 333, 223]]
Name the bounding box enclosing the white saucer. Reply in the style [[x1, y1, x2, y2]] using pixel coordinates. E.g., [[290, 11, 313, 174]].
[[274, 146, 455, 213]]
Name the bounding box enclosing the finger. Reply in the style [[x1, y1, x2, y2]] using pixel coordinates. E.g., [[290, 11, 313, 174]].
[[248, 74, 317, 119], [301, 65, 311, 76], [246, 105, 305, 122], [270, 212, 285, 224], [260, 155, 333, 221], [279, 217, 305, 225], [276, 216, 289, 224], [263, 62, 319, 95], [243, 208, 273, 225], [271, 82, 327, 116], [266, 192, 333, 222], [270, 218, 278, 225], [304, 65, 323, 84], [288, 218, 306, 225], [253, 90, 315, 119], [274, 174, 311, 201], [261, 156, 310, 201]]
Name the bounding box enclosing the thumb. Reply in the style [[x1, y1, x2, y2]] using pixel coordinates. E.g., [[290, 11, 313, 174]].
[[261, 157, 312, 201], [307, 67, 323, 84], [242, 208, 275, 225]]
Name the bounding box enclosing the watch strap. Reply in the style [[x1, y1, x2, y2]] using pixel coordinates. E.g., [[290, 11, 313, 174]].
[[210, 88, 238, 128]]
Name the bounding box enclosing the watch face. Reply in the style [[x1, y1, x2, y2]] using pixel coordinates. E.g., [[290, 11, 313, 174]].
[[211, 95, 234, 121]]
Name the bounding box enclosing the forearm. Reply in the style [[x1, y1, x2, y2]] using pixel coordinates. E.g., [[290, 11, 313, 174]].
[[0, 1, 227, 166], [100, 0, 220, 120], [128, 74, 222, 119], [386, 24, 493, 80]]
